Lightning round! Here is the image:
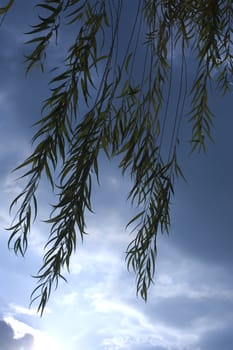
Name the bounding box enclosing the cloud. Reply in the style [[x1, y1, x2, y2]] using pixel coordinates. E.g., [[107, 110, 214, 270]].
[[8, 303, 52, 318], [2, 316, 64, 350], [37, 200, 232, 350], [8, 304, 38, 317], [74, 227, 233, 350], [0, 319, 34, 350], [2, 164, 233, 350], [200, 326, 233, 350]]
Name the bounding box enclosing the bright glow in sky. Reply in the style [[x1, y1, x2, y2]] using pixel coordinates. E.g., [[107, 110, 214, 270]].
[[33, 333, 64, 350], [0, 2, 233, 350]]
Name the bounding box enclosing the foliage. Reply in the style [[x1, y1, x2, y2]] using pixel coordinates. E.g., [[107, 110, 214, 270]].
[[1, 0, 233, 314]]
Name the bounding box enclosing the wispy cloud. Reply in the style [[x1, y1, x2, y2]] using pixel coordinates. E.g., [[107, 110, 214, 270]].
[[9, 303, 51, 317]]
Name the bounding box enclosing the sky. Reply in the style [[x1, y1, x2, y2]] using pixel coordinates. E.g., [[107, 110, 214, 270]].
[[0, 2, 233, 350]]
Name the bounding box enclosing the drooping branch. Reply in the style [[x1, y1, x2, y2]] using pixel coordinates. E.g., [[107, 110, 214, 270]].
[[5, 0, 233, 314]]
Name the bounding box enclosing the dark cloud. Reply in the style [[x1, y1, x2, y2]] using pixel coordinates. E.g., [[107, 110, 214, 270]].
[[0, 3, 50, 141], [0, 320, 34, 350], [0, 27, 48, 131], [169, 164, 233, 269], [200, 326, 233, 350], [168, 89, 233, 270], [147, 296, 208, 328], [148, 293, 233, 331]]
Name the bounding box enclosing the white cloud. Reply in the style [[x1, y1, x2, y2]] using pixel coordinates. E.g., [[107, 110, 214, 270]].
[[4, 316, 34, 339], [79, 278, 199, 350], [4, 316, 64, 350], [2, 198, 232, 350], [155, 270, 233, 302], [9, 304, 39, 317], [152, 235, 233, 302], [2, 173, 24, 196], [9, 303, 52, 317]]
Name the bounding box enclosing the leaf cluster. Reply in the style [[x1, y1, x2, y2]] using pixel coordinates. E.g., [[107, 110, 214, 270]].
[[5, 0, 233, 314]]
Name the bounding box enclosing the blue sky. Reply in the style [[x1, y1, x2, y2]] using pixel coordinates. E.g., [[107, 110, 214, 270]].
[[0, 2, 233, 350]]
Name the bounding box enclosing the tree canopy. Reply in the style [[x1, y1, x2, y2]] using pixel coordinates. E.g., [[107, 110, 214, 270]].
[[1, 0, 233, 314]]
